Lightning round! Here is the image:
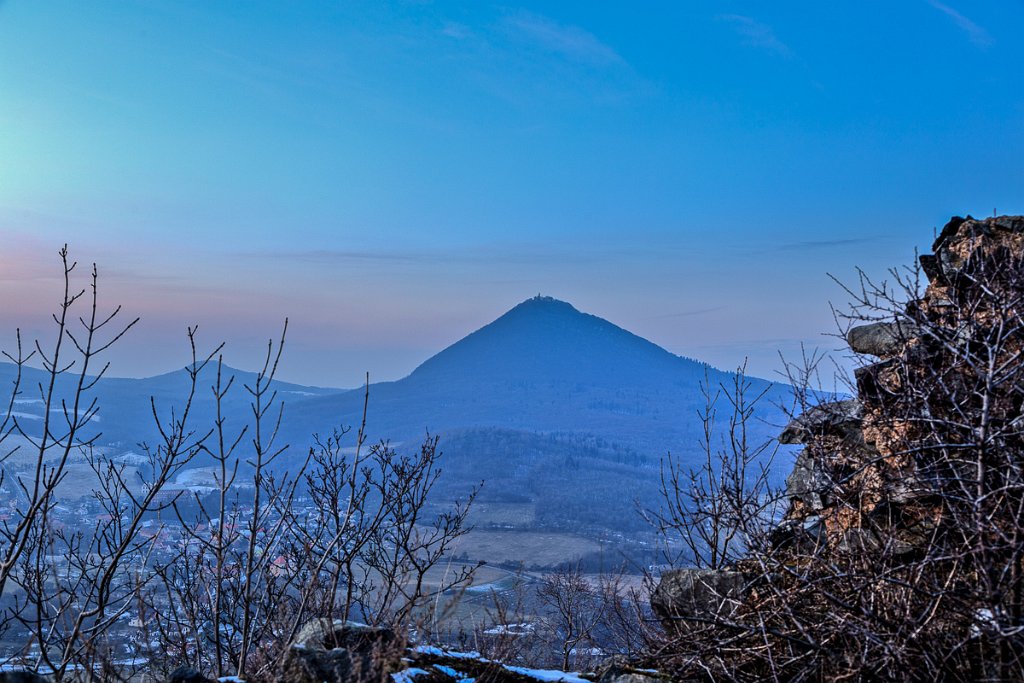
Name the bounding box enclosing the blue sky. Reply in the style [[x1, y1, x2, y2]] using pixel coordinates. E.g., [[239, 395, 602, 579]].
[[1, 1, 1021, 386]]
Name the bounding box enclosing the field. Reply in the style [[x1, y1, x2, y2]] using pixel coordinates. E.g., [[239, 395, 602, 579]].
[[463, 501, 537, 527], [449, 529, 604, 567]]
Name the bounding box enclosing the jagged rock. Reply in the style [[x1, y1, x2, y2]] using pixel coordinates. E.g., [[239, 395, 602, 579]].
[[927, 215, 1024, 287], [919, 253, 941, 283], [778, 399, 862, 445], [282, 619, 398, 683], [166, 667, 213, 683], [847, 321, 918, 357], [894, 518, 937, 551], [932, 215, 970, 252], [650, 568, 747, 630]]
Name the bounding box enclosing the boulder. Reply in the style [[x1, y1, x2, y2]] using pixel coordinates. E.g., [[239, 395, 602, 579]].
[[650, 568, 747, 631], [854, 361, 895, 404], [847, 321, 918, 357], [837, 529, 880, 554], [883, 473, 931, 505], [282, 619, 398, 683]]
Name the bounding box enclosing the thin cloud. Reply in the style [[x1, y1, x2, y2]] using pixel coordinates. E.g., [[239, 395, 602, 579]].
[[717, 14, 793, 58], [502, 11, 623, 67], [648, 306, 727, 320], [440, 21, 472, 40], [250, 249, 425, 264], [777, 237, 878, 251], [925, 0, 993, 47]]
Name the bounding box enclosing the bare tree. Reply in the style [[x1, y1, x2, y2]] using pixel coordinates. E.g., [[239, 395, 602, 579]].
[[536, 562, 606, 672], [142, 358, 478, 680], [645, 363, 786, 570], [0, 249, 240, 681]]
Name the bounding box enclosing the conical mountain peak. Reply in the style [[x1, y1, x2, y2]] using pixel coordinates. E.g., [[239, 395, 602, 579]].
[[276, 295, 786, 473], [404, 296, 704, 389]]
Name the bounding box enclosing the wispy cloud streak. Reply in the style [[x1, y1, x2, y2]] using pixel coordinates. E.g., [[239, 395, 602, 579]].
[[777, 237, 878, 251], [502, 11, 623, 66], [925, 0, 993, 47], [647, 306, 727, 320], [717, 15, 793, 58]]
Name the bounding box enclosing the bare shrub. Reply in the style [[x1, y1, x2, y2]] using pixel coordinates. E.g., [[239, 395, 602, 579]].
[[0, 248, 477, 682]]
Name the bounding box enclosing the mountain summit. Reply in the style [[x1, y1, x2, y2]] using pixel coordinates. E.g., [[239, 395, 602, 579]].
[[406, 295, 701, 389]]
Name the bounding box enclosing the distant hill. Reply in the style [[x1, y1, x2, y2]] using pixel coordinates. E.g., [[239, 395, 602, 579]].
[[0, 361, 339, 448]]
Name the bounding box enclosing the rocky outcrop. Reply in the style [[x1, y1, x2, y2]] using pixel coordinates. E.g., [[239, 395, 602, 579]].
[[777, 398, 862, 445], [648, 215, 1024, 679], [846, 321, 919, 357], [773, 215, 1024, 552]]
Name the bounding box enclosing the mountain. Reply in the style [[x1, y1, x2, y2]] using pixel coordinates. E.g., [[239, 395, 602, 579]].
[[282, 295, 788, 448]]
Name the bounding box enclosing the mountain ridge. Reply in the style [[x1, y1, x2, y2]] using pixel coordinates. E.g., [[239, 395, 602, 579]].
[[278, 295, 789, 459]]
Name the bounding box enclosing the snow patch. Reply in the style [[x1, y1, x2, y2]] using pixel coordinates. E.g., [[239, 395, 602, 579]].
[[392, 668, 430, 683]]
